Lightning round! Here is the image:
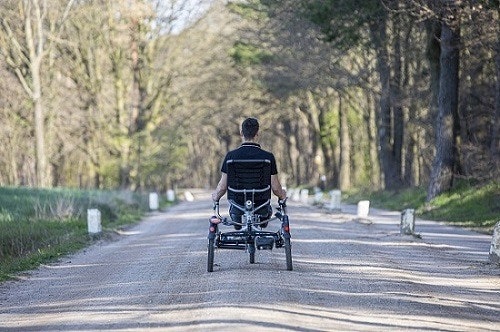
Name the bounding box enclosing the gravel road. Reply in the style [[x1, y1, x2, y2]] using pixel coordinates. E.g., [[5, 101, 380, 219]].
[[0, 191, 499, 331]]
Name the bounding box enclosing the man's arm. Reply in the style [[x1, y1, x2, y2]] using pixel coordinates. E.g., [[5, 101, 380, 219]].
[[271, 174, 287, 200], [212, 172, 228, 202]]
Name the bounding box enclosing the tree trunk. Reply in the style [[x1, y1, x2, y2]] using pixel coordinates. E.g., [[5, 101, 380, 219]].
[[29, 1, 48, 188], [111, 51, 131, 189], [305, 91, 325, 183], [427, 19, 460, 201], [33, 84, 47, 187], [318, 96, 335, 189], [283, 120, 299, 187], [426, 20, 442, 120], [424, 20, 442, 185], [338, 95, 351, 190], [365, 93, 380, 188], [370, 15, 400, 190], [392, 11, 404, 187], [492, 27, 500, 167], [295, 121, 305, 184]]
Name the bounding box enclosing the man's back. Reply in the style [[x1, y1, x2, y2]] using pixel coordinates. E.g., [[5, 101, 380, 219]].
[[221, 142, 278, 176], [226, 159, 271, 206]]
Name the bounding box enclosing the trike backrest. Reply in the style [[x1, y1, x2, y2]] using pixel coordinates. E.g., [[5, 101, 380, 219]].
[[226, 159, 271, 205]]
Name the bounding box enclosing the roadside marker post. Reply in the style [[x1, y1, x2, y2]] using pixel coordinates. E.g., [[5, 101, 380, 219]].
[[167, 189, 176, 202], [300, 189, 309, 204], [328, 190, 341, 211], [489, 221, 500, 264], [400, 209, 415, 235], [357, 200, 370, 218], [87, 209, 102, 234], [149, 192, 159, 211]]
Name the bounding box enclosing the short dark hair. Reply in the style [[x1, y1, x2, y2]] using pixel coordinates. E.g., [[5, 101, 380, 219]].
[[241, 117, 259, 140]]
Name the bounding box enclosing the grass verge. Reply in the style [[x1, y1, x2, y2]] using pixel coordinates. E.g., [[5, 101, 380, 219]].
[[0, 187, 172, 282], [343, 181, 499, 233]]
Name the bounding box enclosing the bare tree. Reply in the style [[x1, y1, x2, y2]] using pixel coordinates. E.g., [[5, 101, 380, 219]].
[[0, 0, 74, 187], [0, 66, 33, 186]]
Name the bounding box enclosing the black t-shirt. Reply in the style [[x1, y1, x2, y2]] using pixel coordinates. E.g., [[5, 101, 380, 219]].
[[220, 142, 278, 175]]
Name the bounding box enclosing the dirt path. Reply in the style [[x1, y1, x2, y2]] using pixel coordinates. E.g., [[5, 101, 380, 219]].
[[0, 191, 498, 331]]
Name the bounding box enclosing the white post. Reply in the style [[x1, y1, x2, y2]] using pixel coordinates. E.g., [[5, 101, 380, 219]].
[[166, 189, 175, 202], [357, 200, 370, 218], [328, 190, 341, 211], [400, 209, 415, 235], [489, 221, 500, 264], [300, 189, 309, 204], [313, 190, 324, 205], [87, 209, 101, 234], [184, 191, 194, 202], [149, 192, 159, 210]]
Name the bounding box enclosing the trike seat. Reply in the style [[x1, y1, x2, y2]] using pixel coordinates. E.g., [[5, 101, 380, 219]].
[[226, 159, 271, 220]]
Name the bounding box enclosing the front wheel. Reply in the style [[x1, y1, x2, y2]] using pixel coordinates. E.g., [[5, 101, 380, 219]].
[[284, 238, 293, 271], [207, 238, 215, 272]]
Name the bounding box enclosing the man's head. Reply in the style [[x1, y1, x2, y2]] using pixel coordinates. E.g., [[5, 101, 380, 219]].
[[241, 117, 259, 140]]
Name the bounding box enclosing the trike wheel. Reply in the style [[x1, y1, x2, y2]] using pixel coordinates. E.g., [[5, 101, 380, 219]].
[[207, 238, 215, 272], [285, 238, 293, 271], [249, 245, 255, 264]]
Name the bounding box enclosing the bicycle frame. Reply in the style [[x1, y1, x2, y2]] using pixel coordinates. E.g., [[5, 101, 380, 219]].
[[207, 197, 292, 272]]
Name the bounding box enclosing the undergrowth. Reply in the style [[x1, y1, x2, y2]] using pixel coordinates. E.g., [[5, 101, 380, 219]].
[[0, 187, 152, 281]]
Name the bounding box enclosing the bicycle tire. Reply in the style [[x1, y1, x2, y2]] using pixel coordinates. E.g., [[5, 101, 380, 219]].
[[207, 238, 215, 272], [249, 244, 255, 264], [285, 238, 293, 271]]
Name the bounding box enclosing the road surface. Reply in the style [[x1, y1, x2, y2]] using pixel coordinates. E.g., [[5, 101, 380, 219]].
[[0, 191, 499, 331]]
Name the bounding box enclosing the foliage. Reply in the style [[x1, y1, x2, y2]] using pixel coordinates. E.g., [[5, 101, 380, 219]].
[[230, 41, 273, 66], [0, 0, 498, 200], [227, 0, 268, 20], [299, 0, 383, 49]]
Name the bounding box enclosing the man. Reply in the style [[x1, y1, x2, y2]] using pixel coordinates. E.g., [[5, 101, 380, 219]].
[[212, 117, 287, 228]]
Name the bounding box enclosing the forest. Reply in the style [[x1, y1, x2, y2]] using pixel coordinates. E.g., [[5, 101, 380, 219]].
[[0, 0, 498, 202]]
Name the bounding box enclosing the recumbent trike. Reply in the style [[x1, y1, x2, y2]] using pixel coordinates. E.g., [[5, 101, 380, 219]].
[[207, 159, 293, 272]]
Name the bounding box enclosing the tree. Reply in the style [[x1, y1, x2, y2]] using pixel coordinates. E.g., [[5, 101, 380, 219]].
[[427, 1, 461, 201], [0, 66, 32, 186], [494, 0, 500, 166], [299, 0, 410, 189], [0, 0, 74, 187], [0, 0, 497, 191]]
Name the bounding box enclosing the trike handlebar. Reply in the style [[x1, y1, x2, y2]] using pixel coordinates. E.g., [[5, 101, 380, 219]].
[[211, 197, 288, 227]]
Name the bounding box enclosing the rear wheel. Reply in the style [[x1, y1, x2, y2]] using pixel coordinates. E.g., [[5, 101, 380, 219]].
[[284, 238, 293, 271], [207, 238, 215, 272], [249, 244, 255, 264]]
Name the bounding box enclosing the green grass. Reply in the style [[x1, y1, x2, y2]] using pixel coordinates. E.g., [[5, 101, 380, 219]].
[[343, 181, 499, 233], [420, 181, 500, 230], [0, 187, 158, 281]]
